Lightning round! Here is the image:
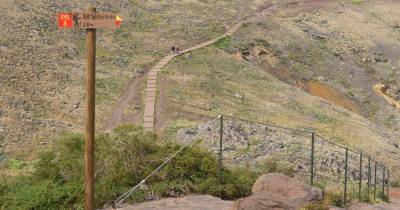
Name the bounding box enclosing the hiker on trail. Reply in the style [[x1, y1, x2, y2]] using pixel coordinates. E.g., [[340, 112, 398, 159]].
[[171, 46, 181, 54]]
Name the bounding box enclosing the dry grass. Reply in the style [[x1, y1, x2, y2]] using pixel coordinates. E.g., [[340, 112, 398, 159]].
[[0, 0, 263, 158]]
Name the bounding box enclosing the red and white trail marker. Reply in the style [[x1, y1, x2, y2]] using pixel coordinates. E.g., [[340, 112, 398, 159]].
[[57, 12, 123, 29]]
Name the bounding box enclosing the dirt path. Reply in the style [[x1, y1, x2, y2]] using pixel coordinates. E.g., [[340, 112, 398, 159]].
[[373, 83, 400, 110], [105, 0, 332, 132], [103, 8, 254, 132], [102, 74, 145, 132], [142, 22, 245, 131]]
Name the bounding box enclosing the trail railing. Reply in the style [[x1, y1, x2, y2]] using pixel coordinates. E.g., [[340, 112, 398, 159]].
[[218, 115, 392, 206], [113, 114, 393, 208]]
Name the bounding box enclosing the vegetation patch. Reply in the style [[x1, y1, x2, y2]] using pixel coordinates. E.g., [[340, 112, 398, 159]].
[[0, 125, 260, 209], [214, 37, 232, 50], [351, 0, 364, 5], [95, 78, 125, 104]]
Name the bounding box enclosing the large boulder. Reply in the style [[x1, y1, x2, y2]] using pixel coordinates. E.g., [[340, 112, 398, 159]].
[[236, 173, 323, 210]]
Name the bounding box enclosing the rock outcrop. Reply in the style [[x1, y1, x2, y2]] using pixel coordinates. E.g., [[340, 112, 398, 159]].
[[236, 173, 323, 210]]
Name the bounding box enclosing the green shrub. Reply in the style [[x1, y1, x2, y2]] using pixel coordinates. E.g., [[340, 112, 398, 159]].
[[390, 179, 400, 187], [214, 37, 232, 49], [325, 189, 344, 207], [351, 0, 364, 5], [257, 156, 295, 177], [301, 201, 329, 210], [0, 125, 257, 209], [197, 168, 258, 199]]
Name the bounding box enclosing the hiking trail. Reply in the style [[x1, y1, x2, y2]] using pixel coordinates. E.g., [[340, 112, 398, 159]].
[[103, 20, 245, 131]]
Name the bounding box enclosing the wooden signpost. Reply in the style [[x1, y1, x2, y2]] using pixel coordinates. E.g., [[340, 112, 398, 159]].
[[58, 7, 122, 210]]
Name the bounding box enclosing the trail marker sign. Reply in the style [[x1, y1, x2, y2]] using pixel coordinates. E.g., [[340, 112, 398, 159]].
[[58, 11, 123, 29], [57, 8, 123, 210], [58, 13, 74, 28]]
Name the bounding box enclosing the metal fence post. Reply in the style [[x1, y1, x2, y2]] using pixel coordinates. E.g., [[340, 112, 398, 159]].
[[374, 161, 377, 201], [382, 167, 385, 200], [387, 169, 390, 201], [368, 156, 371, 198], [359, 153, 362, 200], [218, 115, 223, 187], [344, 148, 348, 205], [311, 132, 315, 186]]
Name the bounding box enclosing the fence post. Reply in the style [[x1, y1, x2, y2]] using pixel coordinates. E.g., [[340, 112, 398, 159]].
[[359, 153, 362, 200], [344, 148, 348, 205], [387, 169, 390, 201], [382, 167, 385, 200], [368, 156, 371, 198], [374, 161, 377, 201], [311, 132, 315, 186], [218, 115, 223, 187]]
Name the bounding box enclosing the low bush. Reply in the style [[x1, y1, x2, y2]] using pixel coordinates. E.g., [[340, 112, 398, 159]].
[[257, 156, 295, 177], [0, 125, 258, 210]]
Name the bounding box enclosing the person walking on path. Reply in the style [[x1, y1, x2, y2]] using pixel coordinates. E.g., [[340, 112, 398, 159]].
[[175, 46, 181, 54]]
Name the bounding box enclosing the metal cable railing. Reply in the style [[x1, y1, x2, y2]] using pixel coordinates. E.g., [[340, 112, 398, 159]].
[[112, 114, 395, 208], [221, 115, 393, 205], [112, 116, 221, 208]]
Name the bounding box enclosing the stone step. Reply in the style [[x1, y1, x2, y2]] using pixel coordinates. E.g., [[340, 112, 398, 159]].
[[147, 80, 157, 85], [143, 116, 154, 122], [147, 75, 157, 80], [144, 108, 155, 117], [146, 87, 156, 92], [143, 122, 154, 130]]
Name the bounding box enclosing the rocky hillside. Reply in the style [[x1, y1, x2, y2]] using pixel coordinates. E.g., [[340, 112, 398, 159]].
[[158, 0, 400, 172], [1, 0, 400, 175], [0, 0, 266, 159]]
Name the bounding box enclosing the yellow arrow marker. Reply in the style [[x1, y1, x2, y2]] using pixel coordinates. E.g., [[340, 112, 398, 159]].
[[115, 15, 123, 27]]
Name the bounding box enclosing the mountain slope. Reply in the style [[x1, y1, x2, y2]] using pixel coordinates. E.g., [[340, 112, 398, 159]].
[[0, 0, 265, 158], [157, 0, 400, 169]]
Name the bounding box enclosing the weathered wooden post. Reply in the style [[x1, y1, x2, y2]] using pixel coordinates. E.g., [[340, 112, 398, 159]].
[[84, 7, 96, 210], [57, 8, 122, 210]]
